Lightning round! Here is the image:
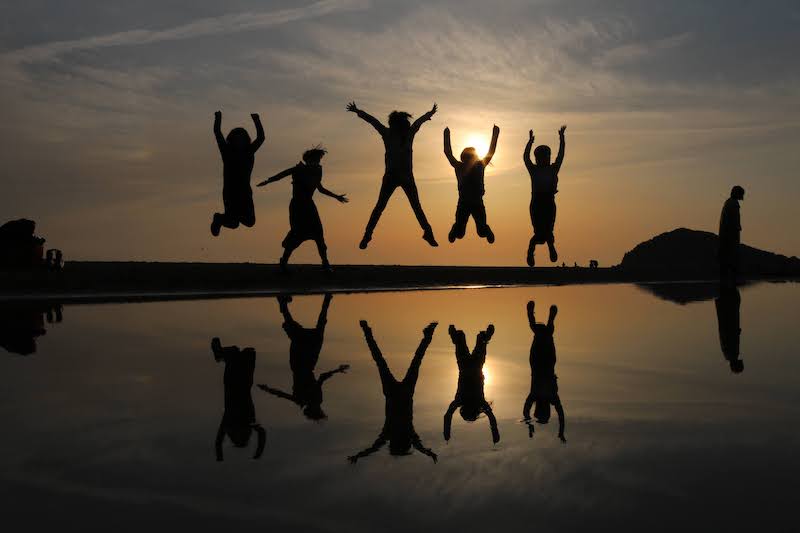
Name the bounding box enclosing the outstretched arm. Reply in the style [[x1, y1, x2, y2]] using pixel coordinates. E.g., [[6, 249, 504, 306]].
[[257, 384, 300, 405], [483, 125, 500, 165], [413, 437, 438, 463], [257, 167, 294, 187], [317, 183, 349, 203], [250, 113, 265, 152], [484, 403, 500, 444], [213, 111, 226, 154], [443, 401, 459, 441], [443, 127, 460, 167], [554, 125, 566, 172], [411, 103, 437, 133], [346, 102, 386, 134], [318, 364, 350, 385], [523, 129, 535, 172], [348, 435, 387, 463]]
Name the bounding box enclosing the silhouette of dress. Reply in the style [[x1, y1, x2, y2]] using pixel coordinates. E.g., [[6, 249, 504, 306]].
[[715, 285, 743, 373], [282, 163, 325, 250], [523, 302, 565, 441], [719, 196, 741, 280]]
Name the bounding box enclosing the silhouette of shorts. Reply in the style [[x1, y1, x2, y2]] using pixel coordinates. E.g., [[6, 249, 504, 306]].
[[223, 187, 255, 224], [531, 195, 556, 241]]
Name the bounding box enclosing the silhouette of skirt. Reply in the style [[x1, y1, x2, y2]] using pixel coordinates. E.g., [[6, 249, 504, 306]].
[[283, 198, 323, 248], [531, 195, 556, 241], [223, 188, 255, 223]]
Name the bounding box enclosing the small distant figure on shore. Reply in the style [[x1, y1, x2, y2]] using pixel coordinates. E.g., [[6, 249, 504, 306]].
[[715, 284, 743, 374], [258, 294, 349, 420], [348, 321, 438, 464], [346, 102, 439, 249], [719, 185, 745, 284], [211, 111, 265, 236], [524, 125, 566, 266], [443, 324, 500, 445], [443, 125, 500, 243], [589, 260, 599, 269], [524, 301, 565, 442], [257, 147, 348, 273], [212, 337, 266, 461]]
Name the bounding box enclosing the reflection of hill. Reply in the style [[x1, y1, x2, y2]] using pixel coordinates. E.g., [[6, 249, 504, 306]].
[[0, 302, 62, 355], [636, 281, 757, 305]]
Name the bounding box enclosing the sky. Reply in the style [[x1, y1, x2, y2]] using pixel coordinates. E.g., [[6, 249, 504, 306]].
[[1, 0, 798, 266]]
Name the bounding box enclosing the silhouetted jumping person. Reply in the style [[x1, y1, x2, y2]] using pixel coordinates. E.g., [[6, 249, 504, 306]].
[[212, 337, 266, 461], [346, 102, 439, 249], [211, 111, 265, 236], [257, 147, 348, 272], [258, 294, 349, 420], [443, 125, 500, 243], [715, 284, 743, 374], [719, 185, 745, 285], [348, 320, 438, 463], [443, 324, 500, 445], [524, 125, 566, 266], [523, 301, 565, 442]]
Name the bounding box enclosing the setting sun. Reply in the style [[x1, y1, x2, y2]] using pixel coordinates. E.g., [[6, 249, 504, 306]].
[[463, 133, 490, 158]]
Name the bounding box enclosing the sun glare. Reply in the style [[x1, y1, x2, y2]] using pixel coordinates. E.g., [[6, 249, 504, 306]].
[[463, 134, 490, 158]]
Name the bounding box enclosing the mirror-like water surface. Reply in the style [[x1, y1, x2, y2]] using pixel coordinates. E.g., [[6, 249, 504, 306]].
[[1, 283, 798, 531]]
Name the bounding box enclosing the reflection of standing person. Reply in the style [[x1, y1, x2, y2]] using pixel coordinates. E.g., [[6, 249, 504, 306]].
[[258, 295, 349, 420], [443, 324, 499, 445], [348, 321, 438, 463], [346, 102, 439, 249], [212, 338, 265, 461], [523, 301, 565, 442], [715, 285, 743, 374], [719, 186, 745, 284], [443, 125, 500, 243]]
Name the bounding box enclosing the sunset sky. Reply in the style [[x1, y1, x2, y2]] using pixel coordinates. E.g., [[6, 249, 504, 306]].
[[1, 0, 798, 266]]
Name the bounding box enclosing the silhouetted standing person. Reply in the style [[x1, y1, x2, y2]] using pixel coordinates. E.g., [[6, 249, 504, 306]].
[[524, 126, 566, 266], [444, 125, 500, 243], [258, 294, 349, 420], [715, 284, 743, 373], [348, 321, 438, 463], [212, 337, 266, 461], [257, 147, 348, 272], [719, 185, 745, 284], [443, 324, 500, 445], [523, 301, 565, 442], [346, 102, 439, 249], [211, 111, 265, 236]]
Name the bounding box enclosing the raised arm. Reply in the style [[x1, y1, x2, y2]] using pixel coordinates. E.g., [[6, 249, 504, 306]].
[[213, 111, 226, 154], [317, 183, 349, 203], [443, 127, 459, 167], [443, 400, 459, 441], [554, 125, 566, 172], [347, 435, 387, 464], [250, 113, 265, 152], [484, 403, 500, 444], [523, 129, 535, 172], [257, 166, 294, 187], [527, 301, 537, 331], [483, 124, 500, 165], [411, 103, 437, 134], [215, 420, 226, 461], [316, 293, 332, 330], [346, 102, 386, 134], [555, 398, 566, 443]]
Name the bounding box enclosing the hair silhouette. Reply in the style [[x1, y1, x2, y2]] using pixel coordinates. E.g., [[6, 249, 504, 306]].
[[210, 112, 265, 236], [257, 146, 348, 272], [444, 125, 500, 244], [346, 101, 439, 249], [715, 284, 743, 373], [524, 126, 566, 266], [523, 301, 566, 442], [719, 186, 745, 285], [258, 294, 348, 420], [443, 324, 500, 445], [212, 337, 266, 461], [348, 320, 438, 463]]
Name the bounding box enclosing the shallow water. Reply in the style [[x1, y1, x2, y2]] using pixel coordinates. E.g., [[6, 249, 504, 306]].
[[1, 283, 798, 532]]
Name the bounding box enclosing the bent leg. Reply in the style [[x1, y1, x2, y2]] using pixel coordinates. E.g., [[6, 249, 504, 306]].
[[401, 179, 432, 232], [449, 201, 469, 242], [472, 202, 494, 242]]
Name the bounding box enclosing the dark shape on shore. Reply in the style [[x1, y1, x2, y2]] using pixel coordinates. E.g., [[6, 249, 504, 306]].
[[211, 111, 264, 236], [443, 324, 499, 445], [257, 147, 348, 272], [258, 294, 348, 420], [523, 301, 565, 442], [348, 320, 438, 463], [524, 126, 566, 266], [346, 102, 438, 249], [0, 219, 47, 270], [715, 284, 743, 374], [719, 186, 745, 284], [444, 125, 499, 244], [621, 228, 800, 278], [212, 337, 265, 461], [0, 301, 62, 355]]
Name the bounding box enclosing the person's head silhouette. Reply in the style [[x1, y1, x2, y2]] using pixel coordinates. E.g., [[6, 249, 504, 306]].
[[731, 185, 745, 201], [302, 146, 327, 166], [388, 110, 412, 133], [226, 127, 252, 151], [534, 145, 551, 166], [459, 147, 479, 164]]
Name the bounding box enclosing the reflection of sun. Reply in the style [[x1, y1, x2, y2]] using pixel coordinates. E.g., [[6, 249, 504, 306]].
[[463, 133, 490, 158]]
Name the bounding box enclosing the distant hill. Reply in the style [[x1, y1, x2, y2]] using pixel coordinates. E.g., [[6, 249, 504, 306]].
[[620, 228, 800, 277]]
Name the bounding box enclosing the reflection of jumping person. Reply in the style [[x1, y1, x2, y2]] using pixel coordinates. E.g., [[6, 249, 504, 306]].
[[258, 294, 349, 420], [523, 301, 565, 442], [443, 125, 500, 243], [715, 284, 743, 374], [346, 101, 439, 249], [257, 147, 348, 272], [443, 324, 499, 445], [523, 126, 566, 266], [211, 111, 265, 236], [719, 185, 745, 285], [212, 338, 266, 461], [348, 321, 438, 463]]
